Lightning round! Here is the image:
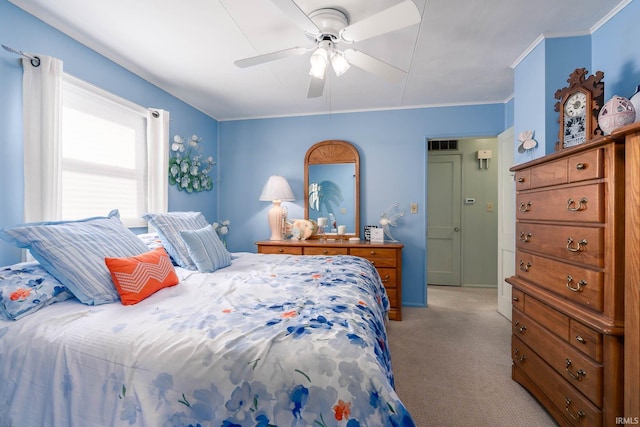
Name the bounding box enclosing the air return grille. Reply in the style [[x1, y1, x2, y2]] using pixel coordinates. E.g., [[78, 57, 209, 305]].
[[428, 140, 458, 151]]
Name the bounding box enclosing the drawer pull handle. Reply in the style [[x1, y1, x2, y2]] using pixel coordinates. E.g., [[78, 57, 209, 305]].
[[575, 335, 587, 345], [518, 201, 532, 212], [565, 359, 587, 381], [322, 250, 328, 254], [278, 248, 284, 253], [370, 251, 376, 255], [512, 296, 519, 302], [513, 348, 526, 363], [566, 276, 587, 292], [519, 261, 531, 272], [564, 398, 586, 421], [517, 177, 525, 183], [518, 325, 527, 334], [567, 197, 588, 211], [566, 237, 588, 252], [519, 232, 532, 243], [575, 162, 586, 170], [381, 274, 391, 283]]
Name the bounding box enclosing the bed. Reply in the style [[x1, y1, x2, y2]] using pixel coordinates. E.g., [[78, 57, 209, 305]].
[[0, 211, 414, 426]]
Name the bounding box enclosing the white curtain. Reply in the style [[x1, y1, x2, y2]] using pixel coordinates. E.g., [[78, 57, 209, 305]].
[[147, 108, 169, 223], [22, 55, 63, 224]]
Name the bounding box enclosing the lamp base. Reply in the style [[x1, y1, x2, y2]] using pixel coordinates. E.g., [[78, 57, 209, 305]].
[[267, 200, 284, 240]]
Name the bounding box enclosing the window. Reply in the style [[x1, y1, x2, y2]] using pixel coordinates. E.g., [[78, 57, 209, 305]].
[[61, 75, 149, 227]]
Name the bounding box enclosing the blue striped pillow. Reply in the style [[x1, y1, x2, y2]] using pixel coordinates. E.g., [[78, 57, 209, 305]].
[[143, 212, 209, 269], [180, 225, 231, 273], [0, 210, 149, 305]]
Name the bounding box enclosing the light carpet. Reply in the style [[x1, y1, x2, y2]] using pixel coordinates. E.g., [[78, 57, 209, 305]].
[[387, 285, 558, 426]]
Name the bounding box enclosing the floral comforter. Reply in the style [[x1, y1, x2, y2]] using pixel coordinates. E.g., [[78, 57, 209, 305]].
[[0, 253, 414, 427]]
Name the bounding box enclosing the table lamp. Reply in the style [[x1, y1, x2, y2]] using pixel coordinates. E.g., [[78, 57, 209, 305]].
[[259, 175, 295, 240]]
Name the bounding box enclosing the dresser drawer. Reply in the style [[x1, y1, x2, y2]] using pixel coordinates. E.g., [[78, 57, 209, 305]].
[[377, 268, 397, 289], [568, 149, 603, 183], [513, 309, 603, 406], [385, 287, 397, 307], [303, 247, 348, 256], [516, 183, 604, 222], [516, 223, 604, 268], [511, 288, 525, 312], [259, 245, 303, 255], [522, 148, 602, 190], [530, 158, 567, 188], [350, 248, 397, 268], [570, 319, 603, 363], [523, 295, 570, 339], [512, 336, 602, 427], [515, 169, 531, 190], [516, 250, 603, 312]]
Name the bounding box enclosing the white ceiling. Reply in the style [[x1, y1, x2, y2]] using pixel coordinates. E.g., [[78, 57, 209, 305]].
[[9, 0, 625, 121]]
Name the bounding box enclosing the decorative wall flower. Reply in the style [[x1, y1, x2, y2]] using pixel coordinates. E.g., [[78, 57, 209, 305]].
[[168, 134, 215, 193]]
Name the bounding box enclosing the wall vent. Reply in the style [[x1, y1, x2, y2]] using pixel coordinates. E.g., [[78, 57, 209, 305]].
[[428, 139, 458, 151]]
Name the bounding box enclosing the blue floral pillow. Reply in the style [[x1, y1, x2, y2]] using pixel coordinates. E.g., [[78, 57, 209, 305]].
[[0, 262, 73, 320]]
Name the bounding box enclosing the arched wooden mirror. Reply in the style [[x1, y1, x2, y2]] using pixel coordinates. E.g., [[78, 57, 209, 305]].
[[304, 140, 360, 238]]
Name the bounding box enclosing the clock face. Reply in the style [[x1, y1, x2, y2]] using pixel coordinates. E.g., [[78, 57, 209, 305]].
[[565, 92, 587, 117], [562, 91, 589, 148]]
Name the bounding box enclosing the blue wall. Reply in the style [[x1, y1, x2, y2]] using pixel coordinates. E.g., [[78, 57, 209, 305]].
[[219, 105, 506, 307], [0, 0, 219, 265], [592, 0, 640, 101], [513, 0, 640, 160]]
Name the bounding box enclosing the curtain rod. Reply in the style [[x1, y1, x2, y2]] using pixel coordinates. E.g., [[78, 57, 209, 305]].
[[1, 44, 40, 67]]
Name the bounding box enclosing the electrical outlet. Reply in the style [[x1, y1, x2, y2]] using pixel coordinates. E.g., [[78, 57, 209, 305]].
[[410, 203, 418, 214], [486, 202, 494, 212]]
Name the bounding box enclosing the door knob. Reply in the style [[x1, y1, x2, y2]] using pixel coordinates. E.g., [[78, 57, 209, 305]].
[[454, 227, 460, 232]]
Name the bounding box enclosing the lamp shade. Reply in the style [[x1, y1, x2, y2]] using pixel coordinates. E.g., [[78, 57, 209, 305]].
[[259, 175, 295, 201]]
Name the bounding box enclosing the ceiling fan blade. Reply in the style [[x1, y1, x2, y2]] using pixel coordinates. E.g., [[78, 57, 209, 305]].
[[270, 0, 321, 36], [343, 49, 406, 82], [308, 76, 326, 98], [235, 46, 310, 68], [340, 0, 421, 43]]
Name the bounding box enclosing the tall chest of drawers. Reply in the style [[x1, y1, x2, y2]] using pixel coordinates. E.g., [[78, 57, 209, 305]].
[[256, 240, 403, 320], [506, 133, 630, 426]]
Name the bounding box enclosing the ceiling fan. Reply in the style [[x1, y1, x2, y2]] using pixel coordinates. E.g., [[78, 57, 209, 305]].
[[234, 0, 422, 98]]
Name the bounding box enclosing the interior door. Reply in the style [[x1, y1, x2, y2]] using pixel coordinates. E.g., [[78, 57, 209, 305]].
[[427, 154, 462, 286], [497, 128, 515, 319]]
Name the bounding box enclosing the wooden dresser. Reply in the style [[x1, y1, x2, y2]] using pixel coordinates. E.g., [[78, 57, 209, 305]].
[[507, 122, 640, 426], [256, 239, 403, 320]]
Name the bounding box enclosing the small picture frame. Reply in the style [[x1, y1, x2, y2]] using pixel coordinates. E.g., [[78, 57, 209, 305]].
[[364, 225, 379, 241], [369, 227, 385, 243]]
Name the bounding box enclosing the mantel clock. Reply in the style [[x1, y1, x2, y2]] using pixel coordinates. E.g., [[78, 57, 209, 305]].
[[554, 68, 604, 150]]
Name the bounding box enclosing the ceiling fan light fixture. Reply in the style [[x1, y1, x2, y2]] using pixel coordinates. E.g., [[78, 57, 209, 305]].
[[330, 51, 350, 76], [309, 47, 328, 79]]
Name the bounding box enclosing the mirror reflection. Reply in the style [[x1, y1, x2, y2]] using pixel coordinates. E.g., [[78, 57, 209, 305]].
[[308, 163, 356, 233], [304, 140, 360, 238]]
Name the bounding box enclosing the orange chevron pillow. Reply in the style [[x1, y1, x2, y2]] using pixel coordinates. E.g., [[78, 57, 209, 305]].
[[105, 247, 179, 305]]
